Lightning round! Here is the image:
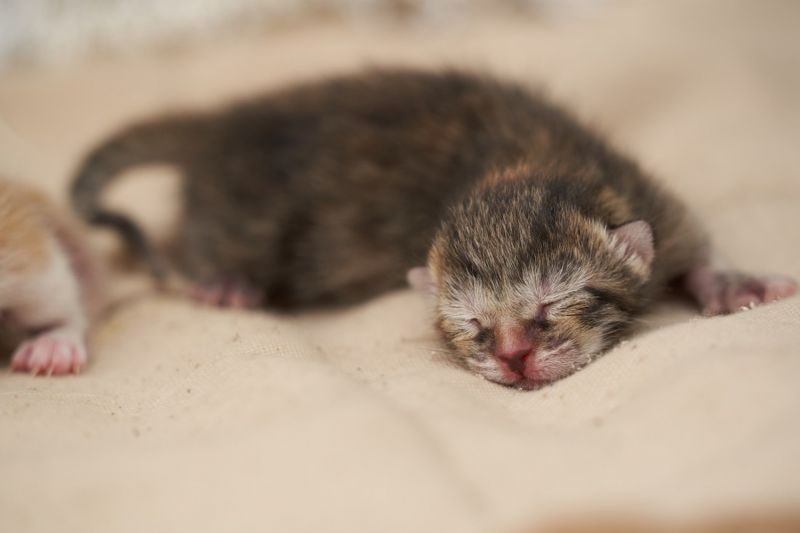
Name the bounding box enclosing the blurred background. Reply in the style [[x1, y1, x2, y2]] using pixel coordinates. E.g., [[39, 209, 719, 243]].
[[0, 0, 604, 69]]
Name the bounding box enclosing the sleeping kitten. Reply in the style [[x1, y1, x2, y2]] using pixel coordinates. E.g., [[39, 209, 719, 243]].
[[69, 68, 796, 388], [1, 177, 101, 375]]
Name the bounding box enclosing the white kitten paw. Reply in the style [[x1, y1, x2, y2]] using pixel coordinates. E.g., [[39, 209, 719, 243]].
[[11, 332, 88, 376]]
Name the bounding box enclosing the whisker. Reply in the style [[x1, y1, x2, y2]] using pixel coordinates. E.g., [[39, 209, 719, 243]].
[[412, 347, 452, 355]]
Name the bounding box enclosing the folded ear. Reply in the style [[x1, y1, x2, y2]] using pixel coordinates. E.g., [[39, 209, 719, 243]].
[[608, 220, 654, 278], [407, 266, 437, 296]]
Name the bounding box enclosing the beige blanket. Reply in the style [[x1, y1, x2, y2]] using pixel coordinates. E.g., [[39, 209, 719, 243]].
[[1, 1, 799, 531]]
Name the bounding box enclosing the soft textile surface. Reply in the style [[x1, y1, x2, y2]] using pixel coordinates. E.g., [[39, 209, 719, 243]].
[[1, 1, 799, 532]]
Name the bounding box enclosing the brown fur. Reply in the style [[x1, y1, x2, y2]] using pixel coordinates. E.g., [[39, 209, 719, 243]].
[[70, 68, 706, 305], [68, 68, 727, 385], [0, 180, 53, 275]]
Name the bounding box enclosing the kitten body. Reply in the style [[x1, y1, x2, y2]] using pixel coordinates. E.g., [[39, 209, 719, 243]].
[[0, 177, 100, 375], [70, 69, 796, 388]]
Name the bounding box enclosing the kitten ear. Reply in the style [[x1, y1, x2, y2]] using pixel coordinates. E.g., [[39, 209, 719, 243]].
[[608, 220, 654, 277], [407, 266, 437, 296]]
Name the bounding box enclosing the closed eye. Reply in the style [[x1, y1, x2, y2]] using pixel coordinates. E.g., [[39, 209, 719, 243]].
[[468, 318, 491, 343], [585, 286, 632, 312]]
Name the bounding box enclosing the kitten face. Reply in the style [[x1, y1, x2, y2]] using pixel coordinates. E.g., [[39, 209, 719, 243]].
[[433, 265, 633, 389], [414, 180, 653, 390]]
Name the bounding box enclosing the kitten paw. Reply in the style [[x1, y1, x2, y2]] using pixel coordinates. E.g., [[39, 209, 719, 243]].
[[685, 267, 797, 316], [11, 332, 88, 376], [189, 280, 263, 309]]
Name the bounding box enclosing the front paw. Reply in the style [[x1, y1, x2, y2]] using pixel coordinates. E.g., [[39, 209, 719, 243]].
[[11, 332, 88, 376], [687, 268, 797, 316]]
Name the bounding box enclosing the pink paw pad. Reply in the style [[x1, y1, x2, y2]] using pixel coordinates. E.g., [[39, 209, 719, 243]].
[[11, 334, 88, 376], [189, 280, 263, 309], [688, 269, 797, 316]]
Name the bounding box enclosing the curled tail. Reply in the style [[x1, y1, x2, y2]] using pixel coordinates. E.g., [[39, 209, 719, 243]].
[[70, 115, 201, 282]]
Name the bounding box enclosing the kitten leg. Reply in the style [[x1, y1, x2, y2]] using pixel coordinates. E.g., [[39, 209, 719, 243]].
[[8, 242, 90, 375], [170, 224, 264, 310], [189, 279, 263, 309], [683, 265, 797, 316]]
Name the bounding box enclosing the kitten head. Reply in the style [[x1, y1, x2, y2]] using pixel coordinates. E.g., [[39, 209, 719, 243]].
[[409, 178, 653, 390]]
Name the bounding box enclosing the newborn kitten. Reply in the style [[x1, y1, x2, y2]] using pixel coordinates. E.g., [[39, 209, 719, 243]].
[[69, 68, 796, 389], [0, 177, 101, 375]]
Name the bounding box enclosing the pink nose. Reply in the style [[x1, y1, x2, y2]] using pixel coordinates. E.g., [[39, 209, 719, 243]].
[[495, 347, 533, 376], [494, 325, 535, 378]]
